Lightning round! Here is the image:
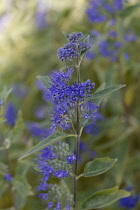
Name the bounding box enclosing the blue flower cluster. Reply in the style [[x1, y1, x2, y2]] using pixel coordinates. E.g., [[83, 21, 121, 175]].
[[38, 184, 73, 210], [86, 1, 137, 62], [57, 32, 90, 61], [36, 141, 75, 209], [86, 29, 137, 62], [86, 0, 127, 23], [47, 68, 96, 130]]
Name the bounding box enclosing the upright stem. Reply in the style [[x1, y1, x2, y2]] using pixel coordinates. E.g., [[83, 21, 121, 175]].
[[73, 56, 81, 210]]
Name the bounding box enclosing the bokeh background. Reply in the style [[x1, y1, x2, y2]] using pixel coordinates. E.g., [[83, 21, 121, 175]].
[[0, 0, 140, 209]]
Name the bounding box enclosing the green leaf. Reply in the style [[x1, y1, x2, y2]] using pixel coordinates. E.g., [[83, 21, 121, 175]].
[[19, 133, 75, 160], [119, 4, 140, 18], [83, 157, 117, 177], [12, 178, 33, 197], [37, 75, 51, 88], [82, 186, 130, 209], [62, 31, 69, 38], [81, 34, 90, 43], [94, 82, 106, 107], [0, 87, 12, 102], [84, 84, 126, 102]]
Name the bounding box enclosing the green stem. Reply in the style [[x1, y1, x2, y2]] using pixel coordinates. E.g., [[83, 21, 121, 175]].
[[73, 55, 81, 210]]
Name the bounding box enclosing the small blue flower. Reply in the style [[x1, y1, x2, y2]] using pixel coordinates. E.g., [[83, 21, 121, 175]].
[[66, 154, 76, 164], [65, 205, 71, 210], [55, 202, 61, 209], [12, 84, 27, 99], [39, 193, 48, 200], [124, 34, 137, 42], [91, 30, 100, 37], [108, 30, 118, 38], [53, 170, 69, 179], [4, 173, 12, 181], [47, 202, 53, 209], [123, 52, 130, 60], [119, 195, 140, 209], [4, 103, 17, 126], [28, 123, 53, 137], [86, 51, 95, 60]]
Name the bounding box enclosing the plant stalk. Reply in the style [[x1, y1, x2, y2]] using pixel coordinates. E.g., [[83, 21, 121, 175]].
[[73, 55, 81, 210]]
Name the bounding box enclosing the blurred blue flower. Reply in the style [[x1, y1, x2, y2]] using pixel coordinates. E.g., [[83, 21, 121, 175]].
[[12, 84, 28, 99], [28, 122, 53, 138], [123, 52, 130, 60], [4, 103, 17, 126], [35, 106, 46, 120], [119, 195, 140, 209], [35, 0, 48, 30], [124, 34, 137, 42], [84, 112, 104, 136], [86, 51, 95, 59], [0, 13, 10, 31], [119, 186, 140, 209], [4, 173, 12, 181]]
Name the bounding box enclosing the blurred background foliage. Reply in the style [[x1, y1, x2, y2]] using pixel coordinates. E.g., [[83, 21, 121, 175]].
[[0, 0, 140, 209]]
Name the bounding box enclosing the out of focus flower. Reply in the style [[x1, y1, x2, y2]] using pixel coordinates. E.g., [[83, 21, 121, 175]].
[[35, 0, 48, 30], [28, 122, 53, 138], [4, 173, 12, 181], [119, 186, 140, 209], [12, 84, 28, 99], [4, 103, 17, 126], [0, 13, 10, 32], [119, 195, 140, 209], [124, 34, 137, 42]]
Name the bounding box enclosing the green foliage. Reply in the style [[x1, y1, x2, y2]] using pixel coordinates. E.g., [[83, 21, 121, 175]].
[[19, 133, 76, 160], [82, 157, 117, 177], [82, 186, 130, 209], [0, 87, 12, 102], [119, 4, 140, 18], [36, 75, 51, 88], [85, 84, 126, 102]]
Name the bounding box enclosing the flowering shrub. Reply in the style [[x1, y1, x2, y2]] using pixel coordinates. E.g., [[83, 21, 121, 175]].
[[0, 1, 139, 210], [17, 32, 131, 210]]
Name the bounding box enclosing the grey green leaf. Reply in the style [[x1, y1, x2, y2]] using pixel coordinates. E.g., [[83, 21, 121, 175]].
[[19, 133, 75, 160], [85, 84, 126, 102], [83, 157, 117, 177], [82, 186, 130, 209]]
